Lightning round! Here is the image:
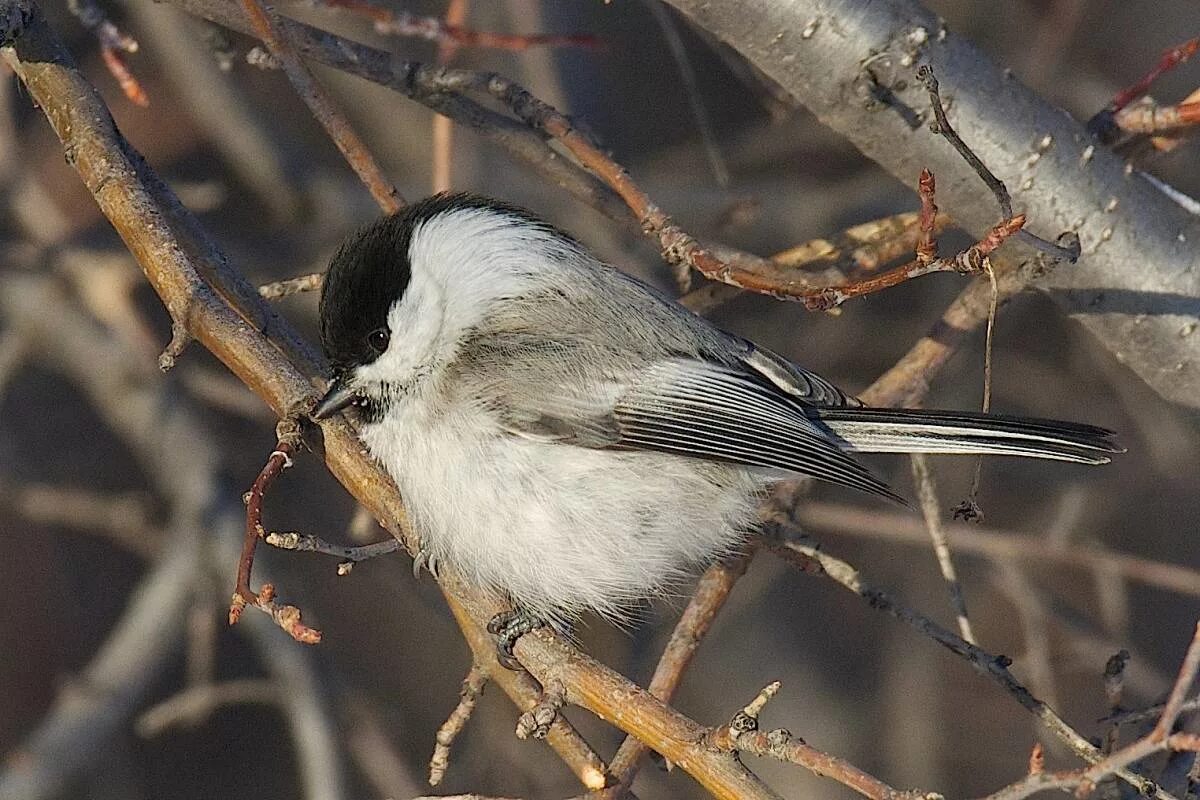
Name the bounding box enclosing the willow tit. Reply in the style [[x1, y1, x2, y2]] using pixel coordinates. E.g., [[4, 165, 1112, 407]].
[[314, 193, 1117, 653]]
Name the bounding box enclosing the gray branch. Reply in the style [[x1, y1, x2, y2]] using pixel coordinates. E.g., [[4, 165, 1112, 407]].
[[665, 0, 1200, 407]]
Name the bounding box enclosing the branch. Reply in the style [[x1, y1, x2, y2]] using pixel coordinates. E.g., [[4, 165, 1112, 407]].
[[763, 534, 1176, 800], [238, 0, 402, 213], [664, 0, 1200, 408], [315, 0, 599, 52], [166, 0, 1013, 310], [789, 501, 1200, 599]]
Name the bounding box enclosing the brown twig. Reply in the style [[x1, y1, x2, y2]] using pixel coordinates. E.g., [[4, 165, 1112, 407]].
[[917, 64, 1078, 264], [915, 168, 938, 264], [66, 0, 146, 106], [705, 682, 923, 800], [229, 428, 321, 644], [462, 68, 1023, 309], [1152, 621, 1200, 742], [788, 501, 1200, 599], [604, 550, 755, 794], [980, 623, 1200, 799], [1086, 36, 1200, 143], [429, 0, 467, 193], [239, 0, 402, 213], [316, 0, 599, 51], [1114, 98, 1200, 136], [764, 534, 1173, 799], [429, 664, 488, 786], [443, 598, 611, 792], [166, 0, 1007, 315]]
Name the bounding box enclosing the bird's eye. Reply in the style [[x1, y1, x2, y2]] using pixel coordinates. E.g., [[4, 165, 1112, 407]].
[[366, 328, 390, 353]]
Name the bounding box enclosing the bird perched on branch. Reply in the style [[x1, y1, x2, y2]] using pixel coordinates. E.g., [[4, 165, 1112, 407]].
[[314, 193, 1118, 665]]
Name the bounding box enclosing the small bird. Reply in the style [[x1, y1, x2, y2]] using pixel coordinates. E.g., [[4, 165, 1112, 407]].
[[314, 193, 1118, 659]]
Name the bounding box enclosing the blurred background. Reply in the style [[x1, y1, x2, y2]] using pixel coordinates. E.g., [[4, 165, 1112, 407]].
[[2, 1, 1199, 798]]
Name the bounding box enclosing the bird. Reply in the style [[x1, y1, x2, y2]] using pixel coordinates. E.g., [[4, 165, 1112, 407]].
[[313, 192, 1118, 662]]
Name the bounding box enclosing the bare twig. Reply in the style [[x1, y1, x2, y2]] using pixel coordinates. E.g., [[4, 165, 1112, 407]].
[[606, 550, 755, 792], [135, 679, 279, 736], [264, 529, 400, 573], [0, 481, 160, 559], [259, 271, 323, 300], [1088, 36, 1200, 141], [1115, 98, 1200, 137], [316, 0, 599, 51], [793, 500, 1200, 599], [66, 0, 146, 106], [1154, 621, 1200, 742], [239, 0, 402, 213], [980, 624, 1200, 799], [705, 682, 923, 800], [647, 0, 729, 191], [917, 64, 1078, 264], [429, 664, 488, 786], [229, 429, 322, 644], [764, 534, 1174, 799], [430, 0, 466, 194], [910, 454, 975, 644]]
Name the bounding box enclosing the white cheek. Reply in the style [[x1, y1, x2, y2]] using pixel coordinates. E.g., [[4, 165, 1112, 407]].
[[357, 275, 446, 387]]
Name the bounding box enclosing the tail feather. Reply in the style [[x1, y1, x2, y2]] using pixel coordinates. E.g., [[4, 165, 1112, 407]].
[[811, 407, 1121, 465]]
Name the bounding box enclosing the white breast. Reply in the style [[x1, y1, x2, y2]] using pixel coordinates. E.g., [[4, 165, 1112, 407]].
[[361, 388, 764, 625]]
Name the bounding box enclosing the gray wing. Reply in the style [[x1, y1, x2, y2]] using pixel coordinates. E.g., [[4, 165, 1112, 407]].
[[608, 359, 899, 501], [466, 334, 897, 501]]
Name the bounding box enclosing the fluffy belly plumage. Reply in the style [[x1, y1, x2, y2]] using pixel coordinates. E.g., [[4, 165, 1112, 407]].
[[361, 409, 765, 625]]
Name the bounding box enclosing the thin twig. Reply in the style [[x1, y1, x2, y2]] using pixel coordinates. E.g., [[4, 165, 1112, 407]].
[[135, 679, 279, 737], [705, 682, 923, 800], [429, 664, 488, 786], [786, 500, 1200, 599], [316, 0, 599, 51], [239, 0, 403, 213], [66, 0, 147, 106], [764, 534, 1174, 800], [229, 427, 321, 644], [953, 258, 999, 523], [605, 549, 755, 793], [430, 0, 466, 194], [647, 0, 729, 190], [259, 272, 323, 300], [1115, 98, 1200, 136], [264, 530, 400, 569], [1088, 36, 1200, 141], [1153, 621, 1200, 741], [910, 454, 975, 644], [917, 64, 1078, 264]]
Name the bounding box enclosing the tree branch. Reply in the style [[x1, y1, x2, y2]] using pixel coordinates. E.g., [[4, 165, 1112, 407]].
[[664, 0, 1200, 408]]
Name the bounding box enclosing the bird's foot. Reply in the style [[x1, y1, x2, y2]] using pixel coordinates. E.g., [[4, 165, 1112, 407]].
[[486, 608, 545, 670], [412, 548, 440, 580]]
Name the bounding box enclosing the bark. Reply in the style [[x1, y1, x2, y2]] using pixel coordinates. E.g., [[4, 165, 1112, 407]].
[[665, 0, 1200, 407]]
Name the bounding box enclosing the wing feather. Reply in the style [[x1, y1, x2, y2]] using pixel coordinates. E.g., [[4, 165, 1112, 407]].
[[612, 360, 900, 501]]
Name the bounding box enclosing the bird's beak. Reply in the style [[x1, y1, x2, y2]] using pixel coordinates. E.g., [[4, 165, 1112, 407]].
[[312, 375, 357, 420]]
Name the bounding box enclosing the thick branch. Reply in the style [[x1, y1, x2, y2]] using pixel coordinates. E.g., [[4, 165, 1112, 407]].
[[664, 0, 1200, 407]]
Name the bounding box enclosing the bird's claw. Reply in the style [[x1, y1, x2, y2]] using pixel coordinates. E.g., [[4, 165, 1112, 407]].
[[412, 549, 440, 580], [487, 609, 545, 670]]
